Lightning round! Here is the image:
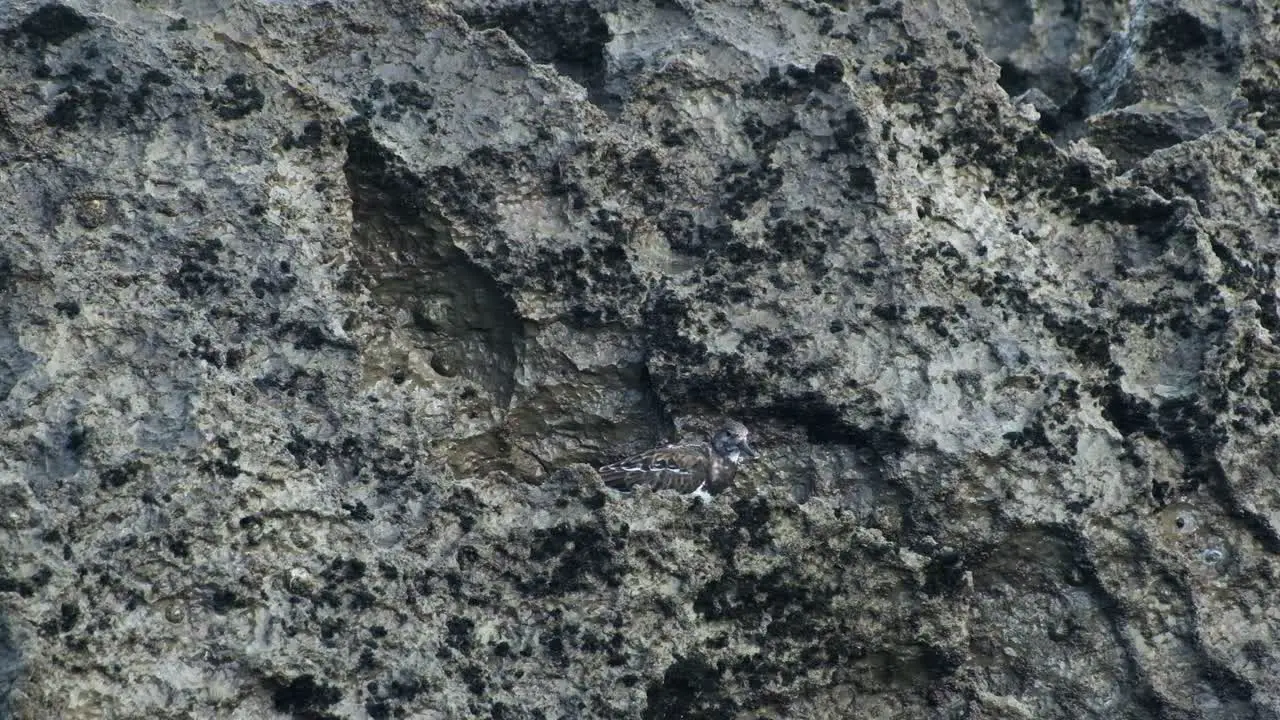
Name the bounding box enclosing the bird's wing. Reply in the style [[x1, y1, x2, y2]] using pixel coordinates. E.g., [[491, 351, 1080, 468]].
[[599, 443, 711, 492]]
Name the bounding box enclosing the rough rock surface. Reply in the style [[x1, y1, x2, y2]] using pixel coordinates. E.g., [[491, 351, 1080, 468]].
[[1, 0, 1279, 718]]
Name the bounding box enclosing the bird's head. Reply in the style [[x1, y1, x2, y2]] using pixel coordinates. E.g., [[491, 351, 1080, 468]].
[[710, 420, 758, 464]]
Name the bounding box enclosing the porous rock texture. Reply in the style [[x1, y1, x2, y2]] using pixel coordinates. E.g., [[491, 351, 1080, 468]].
[[1, 0, 1279, 717]]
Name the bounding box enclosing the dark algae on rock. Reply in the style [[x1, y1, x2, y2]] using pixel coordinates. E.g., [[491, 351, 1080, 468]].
[[2, 0, 1280, 717]]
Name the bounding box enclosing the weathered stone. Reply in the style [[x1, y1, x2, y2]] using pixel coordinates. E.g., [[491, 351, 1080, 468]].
[[1, 0, 1279, 717]]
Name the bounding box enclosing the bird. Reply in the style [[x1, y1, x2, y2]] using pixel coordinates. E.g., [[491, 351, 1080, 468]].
[[597, 420, 759, 498]]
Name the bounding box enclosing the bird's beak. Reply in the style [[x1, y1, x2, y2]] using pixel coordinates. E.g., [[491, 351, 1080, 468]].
[[741, 441, 759, 459]]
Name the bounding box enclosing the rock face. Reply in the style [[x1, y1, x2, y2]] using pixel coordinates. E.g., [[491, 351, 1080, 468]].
[[1, 0, 1278, 717]]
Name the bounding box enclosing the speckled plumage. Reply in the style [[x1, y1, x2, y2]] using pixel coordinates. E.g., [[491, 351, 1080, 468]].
[[598, 420, 758, 495]]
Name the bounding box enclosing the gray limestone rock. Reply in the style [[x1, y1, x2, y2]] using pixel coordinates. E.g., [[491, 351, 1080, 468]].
[[1, 0, 1279, 718]]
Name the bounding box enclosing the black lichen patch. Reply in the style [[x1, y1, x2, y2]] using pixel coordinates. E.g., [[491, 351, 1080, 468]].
[[257, 368, 329, 407], [642, 289, 708, 364], [283, 432, 415, 497], [308, 556, 380, 615], [620, 147, 668, 212], [321, 558, 367, 584], [385, 80, 434, 114], [676, 519, 881, 698], [189, 334, 245, 369], [128, 69, 173, 116], [208, 73, 265, 120], [167, 238, 232, 299], [520, 521, 624, 596], [730, 497, 774, 549], [718, 159, 785, 221], [281, 430, 330, 470], [922, 550, 969, 598], [1242, 78, 1280, 133], [643, 656, 735, 720], [65, 421, 89, 459], [646, 212, 875, 411], [822, 105, 873, 169], [344, 500, 373, 522], [269, 674, 342, 720], [1096, 382, 1280, 553], [363, 674, 426, 720], [0, 575, 34, 598], [58, 601, 80, 631], [459, 664, 486, 695], [1004, 416, 1076, 464], [997, 374, 1079, 459], [46, 79, 114, 130], [38, 601, 80, 636], [693, 568, 834, 640], [38, 55, 173, 131], [18, 4, 90, 46], [167, 534, 190, 558], [918, 643, 966, 681], [1042, 315, 1113, 366], [944, 101, 1069, 198], [198, 436, 242, 479], [764, 211, 845, 271], [460, 1, 613, 110], [643, 288, 771, 409], [1142, 10, 1233, 69], [351, 79, 437, 124], [250, 261, 299, 298], [444, 616, 475, 652], [527, 229, 644, 327], [207, 586, 248, 614], [282, 120, 329, 151], [1071, 185, 1180, 243], [745, 61, 852, 103], [813, 54, 845, 88]]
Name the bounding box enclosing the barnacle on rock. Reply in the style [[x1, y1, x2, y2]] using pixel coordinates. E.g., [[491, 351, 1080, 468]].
[[1155, 502, 1202, 539], [1199, 547, 1225, 566]]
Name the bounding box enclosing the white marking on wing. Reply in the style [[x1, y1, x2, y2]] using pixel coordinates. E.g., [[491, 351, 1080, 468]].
[[687, 482, 712, 503], [648, 462, 692, 474]]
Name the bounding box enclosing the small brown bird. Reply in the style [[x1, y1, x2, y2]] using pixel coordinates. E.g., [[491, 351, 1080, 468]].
[[598, 420, 759, 497]]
